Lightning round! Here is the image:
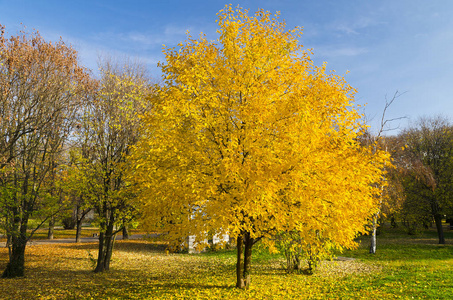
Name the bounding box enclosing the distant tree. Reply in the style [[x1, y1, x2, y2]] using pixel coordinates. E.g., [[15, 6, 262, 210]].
[[380, 135, 408, 227], [64, 147, 94, 243], [0, 25, 92, 278], [130, 6, 390, 289], [398, 116, 453, 243]]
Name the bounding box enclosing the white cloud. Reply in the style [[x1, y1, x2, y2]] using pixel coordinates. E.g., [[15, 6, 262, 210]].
[[314, 45, 368, 58], [332, 16, 383, 36]]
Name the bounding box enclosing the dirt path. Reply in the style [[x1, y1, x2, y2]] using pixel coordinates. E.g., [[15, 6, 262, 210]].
[[0, 234, 156, 247]]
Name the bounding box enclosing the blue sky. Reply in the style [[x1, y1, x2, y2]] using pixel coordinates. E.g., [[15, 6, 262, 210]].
[[1, 0, 453, 134]]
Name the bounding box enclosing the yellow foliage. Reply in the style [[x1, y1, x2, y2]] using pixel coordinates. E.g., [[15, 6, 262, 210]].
[[130, 5, 390, 253]]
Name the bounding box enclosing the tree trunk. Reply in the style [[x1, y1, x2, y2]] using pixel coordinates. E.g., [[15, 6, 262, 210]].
[[430, 200, 445, 244], [434, 213, 445, 244], [94, 232, 105, 272], [94, 221, 116, 273], [47, 217, 55, 240], [122, 225, 129, 240], [243, 232, 254, 289], [236, 235, 245, 289], [75, 217, 83, 243], [2, 239, 26, 278], [5, 234, 11, 249], [235, 232, 254, 289], [2, 217, 28, 278], [390, 215, 397, 228], [104, 233, 115, 270], [75, 205, 91, 243], [369, 214, 377, 254]]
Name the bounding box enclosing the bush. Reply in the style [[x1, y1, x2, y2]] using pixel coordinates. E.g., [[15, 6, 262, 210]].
[[62, 216, 76, 230]]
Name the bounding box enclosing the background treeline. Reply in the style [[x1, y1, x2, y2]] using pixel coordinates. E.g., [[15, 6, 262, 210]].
[[381, 116, 453, 243]]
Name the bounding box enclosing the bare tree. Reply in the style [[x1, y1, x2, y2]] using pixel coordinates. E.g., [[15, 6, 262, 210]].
[[364, 91, 406, 254]]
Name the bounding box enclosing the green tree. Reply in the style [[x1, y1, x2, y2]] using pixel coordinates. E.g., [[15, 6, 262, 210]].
[[399, 116, 453, 243], [75, 58, 151, 272]]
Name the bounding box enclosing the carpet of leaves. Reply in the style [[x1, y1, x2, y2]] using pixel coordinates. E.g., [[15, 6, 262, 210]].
[[0, 237, 450, 299]]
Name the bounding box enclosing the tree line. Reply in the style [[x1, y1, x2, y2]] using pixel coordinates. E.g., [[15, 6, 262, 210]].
[[381, 116, 453, 244]]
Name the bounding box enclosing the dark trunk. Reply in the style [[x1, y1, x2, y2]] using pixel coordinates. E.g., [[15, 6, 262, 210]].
[[5, 234, 11, 249], [104, 233, 115, 270], [2, 216, 28, 278], [47, 217, 55, 240], [434, 213, 445, 244], [75, 217, 83, 243], [94, 220, 116, 273], [430, 199, 445, 244], [75, 205, 90, 243], [235, 232, 254, 289], [236, 235, 245, 289], [390, 215, 397, 228], [122, 225, 129, 240], [94, 232, 105, 272], [242, 232, 254, 289], [2, 239, 26, 278], [75, 204, 81, 243]]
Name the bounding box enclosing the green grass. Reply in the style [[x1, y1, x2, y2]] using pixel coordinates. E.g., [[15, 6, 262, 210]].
[[1, 225, 453, 299]]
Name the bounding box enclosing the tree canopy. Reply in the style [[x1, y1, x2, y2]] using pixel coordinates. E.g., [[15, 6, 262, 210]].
[[130, 6, 390, 288], [0, 24, 92, 278]]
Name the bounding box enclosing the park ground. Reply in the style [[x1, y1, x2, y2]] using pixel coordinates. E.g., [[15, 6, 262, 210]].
[[1, 225, 453, 299]]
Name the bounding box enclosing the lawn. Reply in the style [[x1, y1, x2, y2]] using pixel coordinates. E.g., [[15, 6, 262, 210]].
[[1, 225, 453, 299]]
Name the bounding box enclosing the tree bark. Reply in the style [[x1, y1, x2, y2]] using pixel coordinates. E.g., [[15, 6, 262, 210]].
[[369, 214, 378, 254], [47, 217, 55, 240], [433, 213, 445, 244], [430, 199, 445, 244], [94, 219, 116, 273], [75, 217, 83, 243], [2, 216, 28, 278], [5, 234, 11, 249], [235, 232, 254, 289], [94, 232, 105, 272], [243, 232, 254, 289], [122, 225, 129, 240], [2, 239, 26, 278], [236, 235, 245, 289]]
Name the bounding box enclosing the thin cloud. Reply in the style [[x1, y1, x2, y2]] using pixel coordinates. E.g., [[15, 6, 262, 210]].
[[91, 25, 195, 49], [332, 16, 383, 36], [315, 45, 368, 58]]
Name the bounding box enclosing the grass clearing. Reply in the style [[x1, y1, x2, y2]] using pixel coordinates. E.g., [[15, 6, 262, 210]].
[[1, 225, 453, 299]]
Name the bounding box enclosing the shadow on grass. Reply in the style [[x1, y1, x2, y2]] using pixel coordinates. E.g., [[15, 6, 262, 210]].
[[57, 242, 99, 251], [114, 240, 168, 252], [13, 264, 234, 299]]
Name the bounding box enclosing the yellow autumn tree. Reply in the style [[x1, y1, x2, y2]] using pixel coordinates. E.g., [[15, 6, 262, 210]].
[[130, 6, 390, 289]]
